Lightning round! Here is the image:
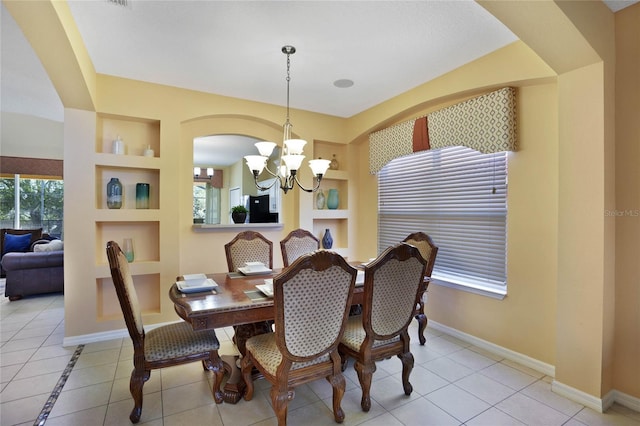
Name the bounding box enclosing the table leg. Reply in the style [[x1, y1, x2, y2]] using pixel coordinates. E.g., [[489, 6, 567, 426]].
[[220, 355, 245, 403]]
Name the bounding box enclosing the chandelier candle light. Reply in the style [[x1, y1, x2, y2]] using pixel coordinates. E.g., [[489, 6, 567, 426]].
[[245, 46, 330, 193]]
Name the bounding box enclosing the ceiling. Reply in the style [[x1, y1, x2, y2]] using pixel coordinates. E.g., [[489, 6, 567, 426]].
[[1, 0, 637, 164]]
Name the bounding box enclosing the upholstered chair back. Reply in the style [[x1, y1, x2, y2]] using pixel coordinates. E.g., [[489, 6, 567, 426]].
[[225, 230, 273, 272], [402, 232, 438, 277], [275, 250, 356, 362], [280, 228, 320, 267], [365, 243, 427, 340], [106, 241, 144, 338]]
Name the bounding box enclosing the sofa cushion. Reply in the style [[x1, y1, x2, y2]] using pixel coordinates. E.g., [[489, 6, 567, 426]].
[[1, 228, 43, 255], [4, 233, 32, 253], [1, 250, 64, 271], [33, 240, 64, 252]]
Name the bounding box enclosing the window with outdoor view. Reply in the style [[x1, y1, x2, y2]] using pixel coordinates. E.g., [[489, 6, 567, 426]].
[[0, 176, 64, 238]]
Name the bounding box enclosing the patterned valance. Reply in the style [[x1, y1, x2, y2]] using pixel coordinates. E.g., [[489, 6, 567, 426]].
[[369, 87, 517, 174]]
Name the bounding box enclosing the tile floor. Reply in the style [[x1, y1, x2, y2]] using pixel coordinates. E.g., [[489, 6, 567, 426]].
[[1, 287, 640, 426]]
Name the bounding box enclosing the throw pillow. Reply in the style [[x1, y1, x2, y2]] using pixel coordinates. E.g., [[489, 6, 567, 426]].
[[33, 240, 64, 252], [4, 233, 32, 253]]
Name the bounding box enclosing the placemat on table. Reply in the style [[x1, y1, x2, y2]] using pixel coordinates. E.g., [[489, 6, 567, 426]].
[[244, 290, 270, 302]]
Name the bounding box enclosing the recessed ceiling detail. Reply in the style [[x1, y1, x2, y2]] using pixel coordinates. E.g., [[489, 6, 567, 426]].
[[334, 79, 354, 88]]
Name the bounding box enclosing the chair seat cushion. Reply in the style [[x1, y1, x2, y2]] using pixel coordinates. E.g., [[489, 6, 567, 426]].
[[246, 332, 329, 375], [340, 315, 399, 352], [145, 322, 220, 362]]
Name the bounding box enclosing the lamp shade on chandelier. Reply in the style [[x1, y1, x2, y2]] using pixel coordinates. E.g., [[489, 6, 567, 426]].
[[244, 46, 330, 193]]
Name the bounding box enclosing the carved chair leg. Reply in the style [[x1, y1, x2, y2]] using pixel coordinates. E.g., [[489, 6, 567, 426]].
[[240, 353, 255, 401], [415, 301, 427, 345], [354, 360, 375, 412], [270, 385, 292, 426], [129, 368, 149, 423], [399, 351, 415, 395], [206, 352, 225, 404], [327, 373, 346, 423]]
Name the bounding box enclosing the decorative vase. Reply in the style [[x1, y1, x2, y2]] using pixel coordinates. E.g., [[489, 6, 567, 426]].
[[112, 136, 124, 155], [143, 145, 154, 157], [106, 178, 123, 209], [122, 238, 134, 263], [322, 229, 333, 249], [330, 154, 339, 170], [327, 188, 339, 209], [315, 189, 326, 209], [136, 183, 150, 209]]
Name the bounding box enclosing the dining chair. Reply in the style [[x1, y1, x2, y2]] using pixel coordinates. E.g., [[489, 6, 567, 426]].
[[339, 242, 427, 412], [402, 232, 439, 345], [224, 230, 275, 353], [106, 241, 225, 423], [224, 230, 273, 272], [241, 250, 357, 426], [279, 228, 320, 267]]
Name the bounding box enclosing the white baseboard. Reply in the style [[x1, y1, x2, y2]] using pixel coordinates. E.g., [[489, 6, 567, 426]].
[[428, 321, 640, 414], [612, 389, 640, 413], [62, 321, 177, 347], [428, 320, 555, 377], [552, 380, 610, 413]]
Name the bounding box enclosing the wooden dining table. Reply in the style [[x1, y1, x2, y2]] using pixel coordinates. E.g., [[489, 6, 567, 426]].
[[169, 265, 428, 403]]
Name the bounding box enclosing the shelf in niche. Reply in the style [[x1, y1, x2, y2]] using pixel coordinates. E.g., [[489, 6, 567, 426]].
[[313, 140, 347, 173], [95, 261, 160, 278], [96, 113, 160, 157], [313, 218, 348, 250], [94, 152, 161, 169], [323, 170, 348, 180], [96, 166, 160, 210], [95, 209, 159, 221], [95, 221, 160, 265], [312, 209, 349, 219]]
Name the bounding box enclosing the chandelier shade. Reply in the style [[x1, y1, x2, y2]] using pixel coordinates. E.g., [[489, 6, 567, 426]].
[[244, 45, 330, 194]]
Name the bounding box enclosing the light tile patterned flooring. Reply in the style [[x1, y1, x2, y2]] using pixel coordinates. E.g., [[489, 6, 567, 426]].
[[1, 288, 640, 425]]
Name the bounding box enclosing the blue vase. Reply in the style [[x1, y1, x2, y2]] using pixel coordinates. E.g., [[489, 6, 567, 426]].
[[106, 178, 123, 209], [326, 189, 339, 210], [322, 229, 333, 249]]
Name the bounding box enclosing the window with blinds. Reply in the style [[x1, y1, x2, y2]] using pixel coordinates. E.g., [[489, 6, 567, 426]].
[[378, 146, 508, 296]]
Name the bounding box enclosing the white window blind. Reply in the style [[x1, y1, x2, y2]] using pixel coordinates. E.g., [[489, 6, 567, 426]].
[[378, 146, 508, 295]]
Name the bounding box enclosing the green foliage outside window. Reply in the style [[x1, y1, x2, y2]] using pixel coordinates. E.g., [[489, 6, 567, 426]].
[[0, 177, 64, 237]]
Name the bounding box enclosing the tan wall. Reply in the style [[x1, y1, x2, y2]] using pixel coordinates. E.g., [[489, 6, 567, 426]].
[[614, 3, 640, 398]]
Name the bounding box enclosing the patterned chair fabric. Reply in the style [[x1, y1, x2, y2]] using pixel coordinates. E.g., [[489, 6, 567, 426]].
[[338, 242, 427, 412], [403, 232, 438, 277], [224, 230, 273, 272], [241, 250, 357, 426], [106, 241, 224, 423], [402, 232, 438, 345], [280, 228, 319, 267]]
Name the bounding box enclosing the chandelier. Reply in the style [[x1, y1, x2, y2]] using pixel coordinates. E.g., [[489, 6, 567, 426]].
[[244, 45, 330, 194]]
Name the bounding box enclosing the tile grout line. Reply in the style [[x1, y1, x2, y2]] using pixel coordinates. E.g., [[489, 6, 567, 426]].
[[33, 344, 84, 426]]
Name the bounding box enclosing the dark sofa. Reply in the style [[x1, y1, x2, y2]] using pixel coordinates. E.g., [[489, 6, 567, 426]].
[[2, 250, 64, 300], [1, 228, 64, 300]]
